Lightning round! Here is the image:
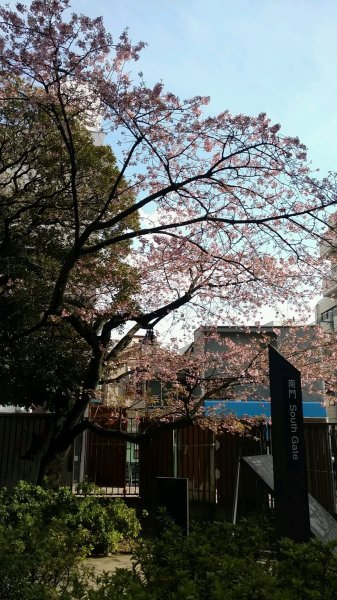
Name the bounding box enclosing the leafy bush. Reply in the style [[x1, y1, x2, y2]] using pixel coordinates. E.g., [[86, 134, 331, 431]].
[[77, 516, 337, 600], [0, 520, 87, 600], [275, 538, 337, 600], [0, 481, 140, 555], [2, 493, 337, 600], [0, 481, 141, 600], [131, 516, 279, 600]]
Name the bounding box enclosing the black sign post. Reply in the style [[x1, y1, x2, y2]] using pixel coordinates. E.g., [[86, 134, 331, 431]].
[[156, 477, 189, 535], [269, 345, 311, 542]]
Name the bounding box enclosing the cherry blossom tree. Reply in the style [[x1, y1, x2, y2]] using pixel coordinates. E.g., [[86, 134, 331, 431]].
[[108, 324, 337, 430], [1, 0, 336, 486]]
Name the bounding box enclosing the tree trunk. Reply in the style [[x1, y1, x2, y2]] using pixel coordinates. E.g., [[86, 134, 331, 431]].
[[37, 444, 71, 489], [37, 390, 89, 488], [37, 418, 78, 489]]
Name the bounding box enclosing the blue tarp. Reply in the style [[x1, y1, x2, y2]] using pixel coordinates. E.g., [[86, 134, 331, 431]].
[[204, 400, 327, 419]]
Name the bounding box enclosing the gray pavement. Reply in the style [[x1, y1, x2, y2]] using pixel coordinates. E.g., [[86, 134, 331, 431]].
[[84, 554, 133, 575]]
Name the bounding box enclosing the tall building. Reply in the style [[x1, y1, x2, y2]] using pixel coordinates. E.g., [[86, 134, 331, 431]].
[[315, 237, 337, 420], [316, 238, 337, 331], [194, 324, 325, 406]]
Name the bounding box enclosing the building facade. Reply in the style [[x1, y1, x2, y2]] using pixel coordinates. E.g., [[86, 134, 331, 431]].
[[315, 236, 337, 420]]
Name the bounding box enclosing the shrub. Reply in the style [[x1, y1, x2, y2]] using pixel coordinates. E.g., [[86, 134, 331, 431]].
[[0, 481, 140, 555], [0, 481, 141, 599], [112, 516, 337, 600], [2, 493, 337, 600], [75, 495, 140, 554], [0, 519, 87, 600], [275, 537, 337, 600], [69, 569, 153, 600]]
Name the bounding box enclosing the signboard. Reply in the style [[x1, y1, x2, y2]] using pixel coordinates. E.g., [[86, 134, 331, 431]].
[[156, 477, 189, 535], [269, 345, 311, 541], [243, 455, 337, 544]]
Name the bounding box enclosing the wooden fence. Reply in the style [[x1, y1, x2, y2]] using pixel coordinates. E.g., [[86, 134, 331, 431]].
[[1, 412, 336, 515], [304, 423, 335, 513], [0, 413, 75, 489], [85, 417, 336, 514]]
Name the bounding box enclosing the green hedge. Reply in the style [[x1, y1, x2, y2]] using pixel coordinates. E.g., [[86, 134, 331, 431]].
[[78, 516, 337, 600], [2, 493, 337, 600], [0, 481, 140, 600]]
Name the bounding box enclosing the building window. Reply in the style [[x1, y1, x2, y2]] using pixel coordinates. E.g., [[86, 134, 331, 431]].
[[322, 310, 332, 322]]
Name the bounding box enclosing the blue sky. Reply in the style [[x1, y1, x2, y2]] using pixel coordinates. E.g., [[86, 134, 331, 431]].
[[74, 0, 337, 176], [5, 0, 333, 324], [71, 0, 337, 325]]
